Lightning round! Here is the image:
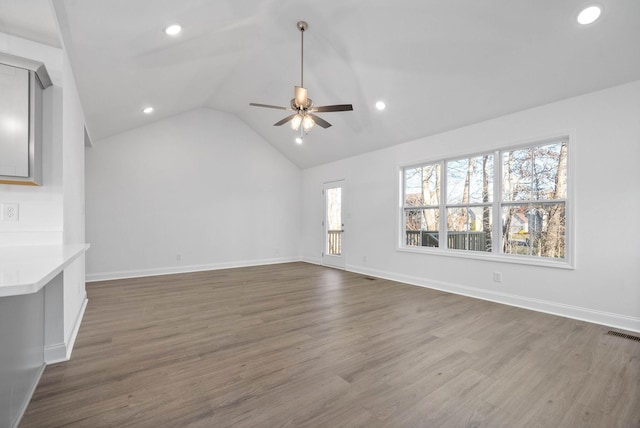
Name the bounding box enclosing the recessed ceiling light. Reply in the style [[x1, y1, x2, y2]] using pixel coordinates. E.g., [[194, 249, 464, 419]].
[[577, 5, 601, 25], [375, 101, 386, 111], [143, 107, 154, 114], [295, 137, 303, 145], [163, 24, 182, 36]]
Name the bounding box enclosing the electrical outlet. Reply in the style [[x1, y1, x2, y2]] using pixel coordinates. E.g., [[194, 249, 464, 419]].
[[493, 272, 502, 283], [176, 253, 182, 261], [1, 203, 19, 222]]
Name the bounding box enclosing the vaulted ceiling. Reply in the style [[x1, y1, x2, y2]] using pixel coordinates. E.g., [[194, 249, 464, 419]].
[[2, 0, 640, 168]]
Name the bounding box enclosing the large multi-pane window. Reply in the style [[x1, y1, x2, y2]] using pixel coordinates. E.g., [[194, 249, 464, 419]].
[[401, 138, 569, 264]]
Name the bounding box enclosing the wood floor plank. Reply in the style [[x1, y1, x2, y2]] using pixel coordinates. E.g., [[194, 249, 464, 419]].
[[19, 262, 640, 427]]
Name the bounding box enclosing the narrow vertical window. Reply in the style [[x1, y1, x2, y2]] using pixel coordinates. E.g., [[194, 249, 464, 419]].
[[403, 163, 441, 247], [446, 154, 493, 252]]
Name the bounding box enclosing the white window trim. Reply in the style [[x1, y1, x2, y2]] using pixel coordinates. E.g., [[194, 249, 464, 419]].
[[397, 131, 576, 269]]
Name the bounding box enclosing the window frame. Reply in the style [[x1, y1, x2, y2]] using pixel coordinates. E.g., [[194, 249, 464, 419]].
[[397, 133, 575, 269]]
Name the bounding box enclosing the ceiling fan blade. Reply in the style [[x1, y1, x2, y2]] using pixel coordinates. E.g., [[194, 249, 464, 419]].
[[250, 103, 289, 110], [308, 113, 332, 129], [295, 86, 308, 107], [273, 114, 299, 126], [311, 104, 354, 113]]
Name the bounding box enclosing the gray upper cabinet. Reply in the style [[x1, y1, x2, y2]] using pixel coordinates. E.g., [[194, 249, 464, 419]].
[[0, 63, 30, 178], [0, 52, 52, 186]]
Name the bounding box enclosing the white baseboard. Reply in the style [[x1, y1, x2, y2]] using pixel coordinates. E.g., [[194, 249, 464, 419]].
[[346, 264, 640, 333], [44, 295, 88, 364], [44, 342, 67, 364], [12, 363, 46, 428], [86, 257, 302, 282], [65, 296, 88, 360], [85, 257, 639, 333], [300, 256, 323, 266]]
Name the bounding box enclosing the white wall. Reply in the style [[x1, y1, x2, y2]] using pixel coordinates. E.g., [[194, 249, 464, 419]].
[[85, 108, 302, 280], [61, 50, 87, 350], [302, 80, 640, 332], [0, 33, 63, 246]]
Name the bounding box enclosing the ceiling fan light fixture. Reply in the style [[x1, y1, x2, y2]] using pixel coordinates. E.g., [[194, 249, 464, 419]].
[[295, 136, 303, 145], [302, 115, 315, 132], [249, 20, 353, 136], [291, 114, 303, 130]]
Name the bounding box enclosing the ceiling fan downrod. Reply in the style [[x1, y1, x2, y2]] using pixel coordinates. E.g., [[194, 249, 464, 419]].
[[297, 21, 307, 88]]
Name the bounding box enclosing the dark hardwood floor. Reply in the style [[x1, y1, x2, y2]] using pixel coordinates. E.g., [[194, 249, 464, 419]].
[[21, 262, 640, 427]]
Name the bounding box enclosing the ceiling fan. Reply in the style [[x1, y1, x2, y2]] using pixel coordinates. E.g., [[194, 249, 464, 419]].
[[250, 21, 353, 138]]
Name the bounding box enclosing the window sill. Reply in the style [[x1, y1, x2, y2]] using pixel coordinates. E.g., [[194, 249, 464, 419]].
[[396, 245, 575, 270]]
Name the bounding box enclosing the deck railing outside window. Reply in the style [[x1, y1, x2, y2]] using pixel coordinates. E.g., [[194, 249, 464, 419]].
[[406, 231, 487, 251], [327, 230, 342, 255]]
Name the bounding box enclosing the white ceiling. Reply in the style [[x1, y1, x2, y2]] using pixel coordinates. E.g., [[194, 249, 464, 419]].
[[0, 0, 60, 47], [3, 1, 640, 168]]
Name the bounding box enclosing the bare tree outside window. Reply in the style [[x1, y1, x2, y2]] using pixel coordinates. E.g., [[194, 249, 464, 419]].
[[404, 164, 440, 247], [446, 155, 493, 252], [326, 187, 342, 255], [402, 138, 568, 262], [502, 142, 567, 258]]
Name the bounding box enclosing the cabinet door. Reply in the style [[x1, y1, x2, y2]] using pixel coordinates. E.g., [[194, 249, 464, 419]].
[[0, 63, 30, 177]]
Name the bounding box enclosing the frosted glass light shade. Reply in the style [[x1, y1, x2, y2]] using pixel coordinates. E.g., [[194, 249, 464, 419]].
[[302, 115, 314, 132], [291, 114, 303, 130]]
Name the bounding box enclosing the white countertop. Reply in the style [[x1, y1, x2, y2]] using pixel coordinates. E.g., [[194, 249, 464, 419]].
[[0, 244, 89, 297]]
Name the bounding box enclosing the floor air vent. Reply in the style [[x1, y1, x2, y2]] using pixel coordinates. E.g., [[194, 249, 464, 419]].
[[364, 277, 377, 281], [606, 330, 640, 342]]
